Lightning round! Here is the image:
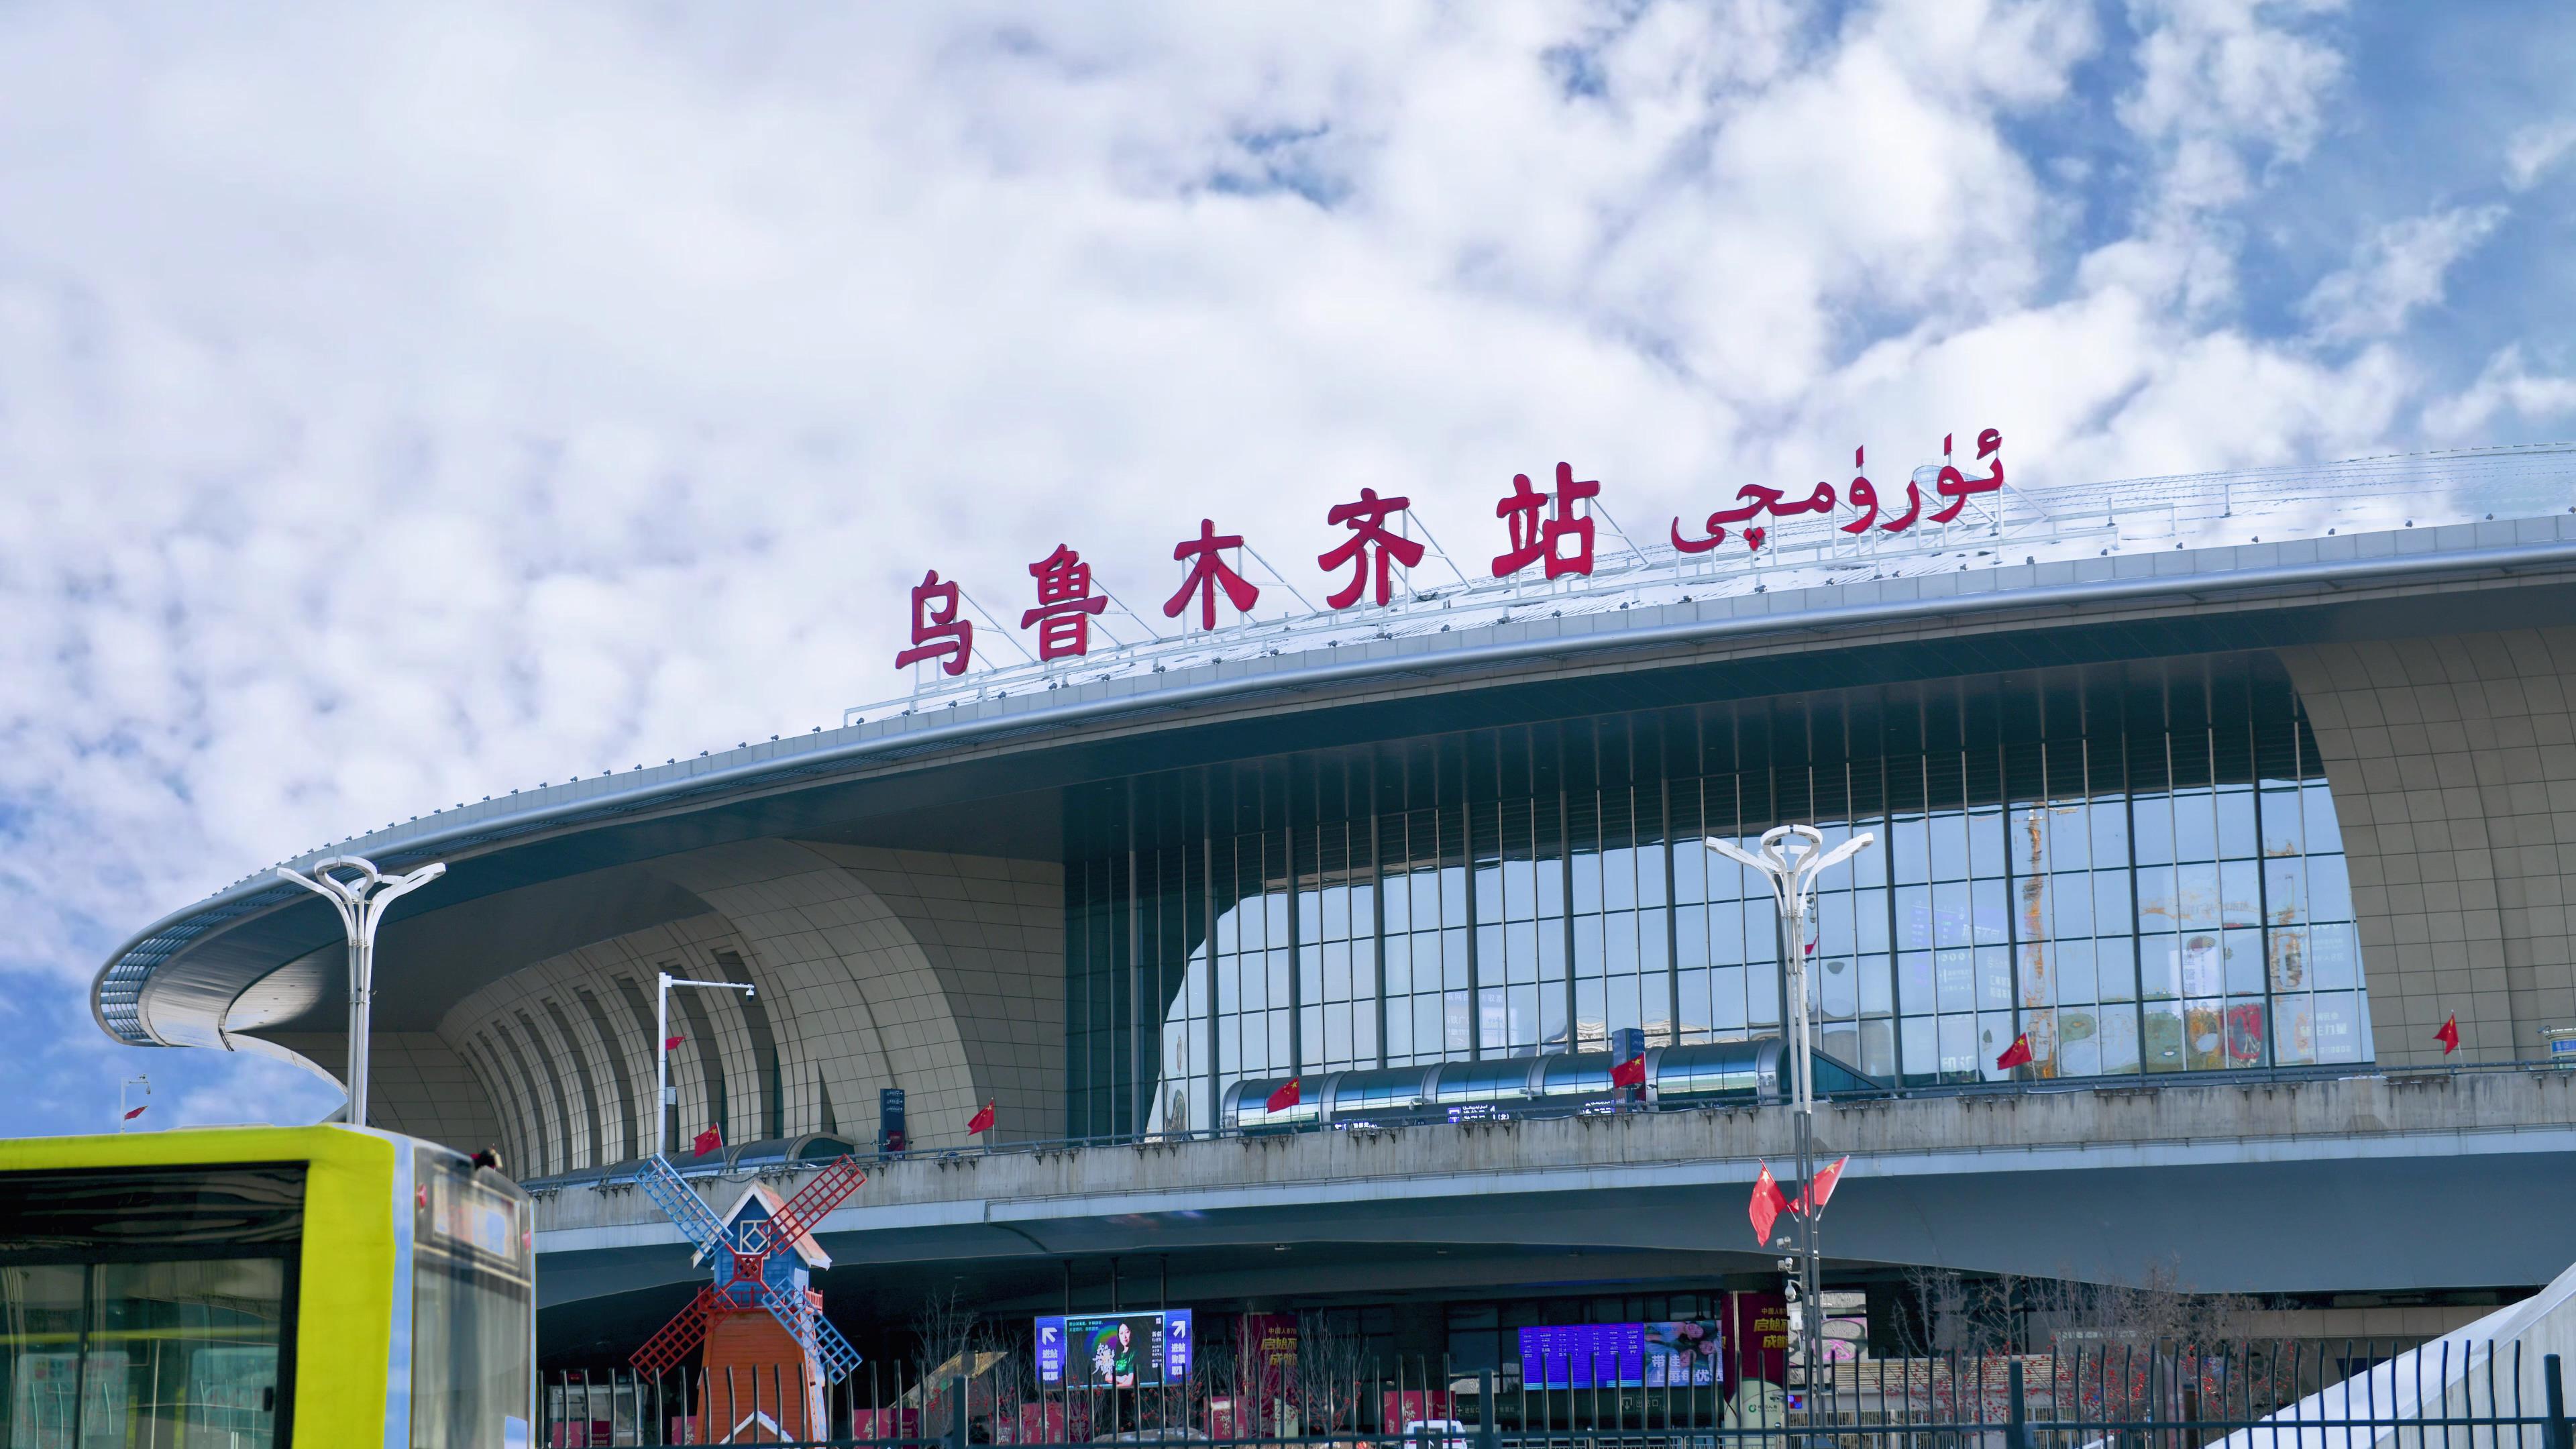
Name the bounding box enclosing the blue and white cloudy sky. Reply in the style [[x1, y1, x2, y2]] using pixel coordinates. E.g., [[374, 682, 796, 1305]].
[[3, 2, 2573, 1137]]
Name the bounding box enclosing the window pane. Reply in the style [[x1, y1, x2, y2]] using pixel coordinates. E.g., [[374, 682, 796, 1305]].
[[2312, 922, 2361, 990], [2175, 792, 2218, 863], [2315, 990, 2367, 1063], [1900, 1015, 1937, 1079], [2133, 796, 2174, 867], [2056, 939, 2098, 1005], [2265, 859, 2306, 924], [2142, 1001, 2185, 1072], [1604, 847, 1637, 912], [2090, 799, 2131, 868], [2226, 999, 2267, 1067], [1636, 844, 1668, 908], [1929, 815, 1969, 881], [2094, 871, 2134, 936], [2052, 873, 2092, 938], [1969, 810, 2007, 879], [2098, 1005, 2141, 1074], [2096, 936, 2138, 1002], [2261, 789, 2305, 857], [2177, 863, 2220, 931], [2217, 790, 2259, 860], [2220, 861, 2263, 928], [2275, 994, 2316, 1067], [1859, 956, 1893, 1017], [1898, 953, 1935, 1016]]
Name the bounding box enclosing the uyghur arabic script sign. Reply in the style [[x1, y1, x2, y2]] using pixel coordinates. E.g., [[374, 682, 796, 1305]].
[[894, 429, 2008, 678]]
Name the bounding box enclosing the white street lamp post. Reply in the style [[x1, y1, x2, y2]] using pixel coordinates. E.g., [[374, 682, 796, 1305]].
[[276, 855, 447, 1130], [1707, 823, 1874, 1407], [655, 971, 755, 1161]]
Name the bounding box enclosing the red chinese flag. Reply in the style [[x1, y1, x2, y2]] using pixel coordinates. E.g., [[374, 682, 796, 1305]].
[[1265, 1077, 1302, 1113], [967, 1100, 996, 1135], [2436, 1014, 2460, 1055], [1994, 1032, 2034, 1071], [691, 1128, 722, 1157], [663, 1034, 686, 1051], [122, 1105, 148, 1121], [1808, 1155, 1849, 1211], [1748, 1163, 1788, 1246], [1610, 1053, 1647, 1089]]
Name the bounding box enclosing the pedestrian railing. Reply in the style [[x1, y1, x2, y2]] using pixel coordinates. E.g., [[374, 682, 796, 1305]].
[[542, 1342, 2574, 1449]]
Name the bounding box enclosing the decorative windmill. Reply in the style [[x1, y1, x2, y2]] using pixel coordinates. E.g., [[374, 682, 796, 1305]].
[[629, 1151, 869, 1404]]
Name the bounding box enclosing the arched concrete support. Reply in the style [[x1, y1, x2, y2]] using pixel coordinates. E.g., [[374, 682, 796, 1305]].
[[423, 841, 1063, 1169], [252, 1028, 508, 1154], [446, 912, 774, 1169], [2281, 632, 2576, 1064], [647, 840, 1063, 1155]]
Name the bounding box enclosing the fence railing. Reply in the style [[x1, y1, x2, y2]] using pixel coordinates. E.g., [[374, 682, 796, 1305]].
[[541, 1341, 2575, 1449]]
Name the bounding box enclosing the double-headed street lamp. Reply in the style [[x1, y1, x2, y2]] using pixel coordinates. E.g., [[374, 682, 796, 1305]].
[[1707, 823, 1874, 1401], [654, 971, 754, 1161], [276, 854, 447, 1130]]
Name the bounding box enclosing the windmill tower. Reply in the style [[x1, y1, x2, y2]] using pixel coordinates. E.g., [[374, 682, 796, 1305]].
[[629, 1154, 867, 1440]]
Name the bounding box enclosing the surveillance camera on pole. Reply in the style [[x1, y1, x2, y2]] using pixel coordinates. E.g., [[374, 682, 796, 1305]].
[[654, 971, 755, 1160], [276, 855, 446, 1130]]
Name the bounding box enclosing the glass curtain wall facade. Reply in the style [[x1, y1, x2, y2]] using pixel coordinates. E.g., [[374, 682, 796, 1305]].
[[1064, 653, 2365, 1140]]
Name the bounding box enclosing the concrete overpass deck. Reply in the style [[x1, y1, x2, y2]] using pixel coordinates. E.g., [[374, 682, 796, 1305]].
[[534, 1065, 2576, 1318]]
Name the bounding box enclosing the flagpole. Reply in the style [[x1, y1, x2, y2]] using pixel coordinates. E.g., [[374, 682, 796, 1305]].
[[656, 972, 757, 1161], [1707, 824, 1874, 1427]]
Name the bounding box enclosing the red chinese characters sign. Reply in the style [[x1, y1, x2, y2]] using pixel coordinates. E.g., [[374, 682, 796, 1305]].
[[1495, 462, 1600, 579], [1675, 429, 2004, 553], [1318, 488, 1424, 608], [890, 429, 2012, 676], [1164, 518, 1263, 630], [892, 570, 973, 676], [1022, 545, 1107, 660]]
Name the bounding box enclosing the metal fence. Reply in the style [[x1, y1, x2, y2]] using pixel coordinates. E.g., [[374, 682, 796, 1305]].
[[541, 1342, 2575, 1449]]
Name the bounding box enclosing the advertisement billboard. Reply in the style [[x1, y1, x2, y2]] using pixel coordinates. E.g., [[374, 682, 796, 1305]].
[[1517, 1321, 1726, 1389], [1644, 1320, 1726, 1387], [1731, 1293, 1788, 1386], [1034, 1310, 1195, 1389], [1519, 1324, 1644, 1388]]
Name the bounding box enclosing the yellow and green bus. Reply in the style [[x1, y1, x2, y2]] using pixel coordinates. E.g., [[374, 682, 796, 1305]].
[[0, 1124, 535, 1448]]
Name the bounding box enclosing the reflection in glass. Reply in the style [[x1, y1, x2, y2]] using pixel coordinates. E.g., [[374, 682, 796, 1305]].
[[1065, 667, 2371, 1135]]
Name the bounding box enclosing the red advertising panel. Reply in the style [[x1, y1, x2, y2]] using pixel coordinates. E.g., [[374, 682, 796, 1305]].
[[1240, 1312, 1299, 1395], [1731, 1291, 1789, 1386], [1002, 1402, 1077, 1445], [853, 1409, 920, 1440], [1383, 1390, 1452, 1433]]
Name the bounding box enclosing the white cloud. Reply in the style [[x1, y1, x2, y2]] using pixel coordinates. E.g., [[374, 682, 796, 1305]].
[[2119, 0, 2348, 213], [2299, 204, 2507, 343], [2424, 345, 2576, 437], [2504, 117, 2576, 192], [170, 1055, 341, 1130]]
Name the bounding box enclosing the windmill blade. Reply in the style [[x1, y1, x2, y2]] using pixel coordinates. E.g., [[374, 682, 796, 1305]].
[[630, 1285, 718, 1377], [632, 1155, 729, 1259], [756, 1280, 864, 1383], [766, 1156, 867, 1253]]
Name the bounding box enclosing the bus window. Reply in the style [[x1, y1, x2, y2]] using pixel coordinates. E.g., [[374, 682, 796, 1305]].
[[411, 1148, 535, 1449], [3, 1258, 287, 1448], [1, 1165, 299, 1448]]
